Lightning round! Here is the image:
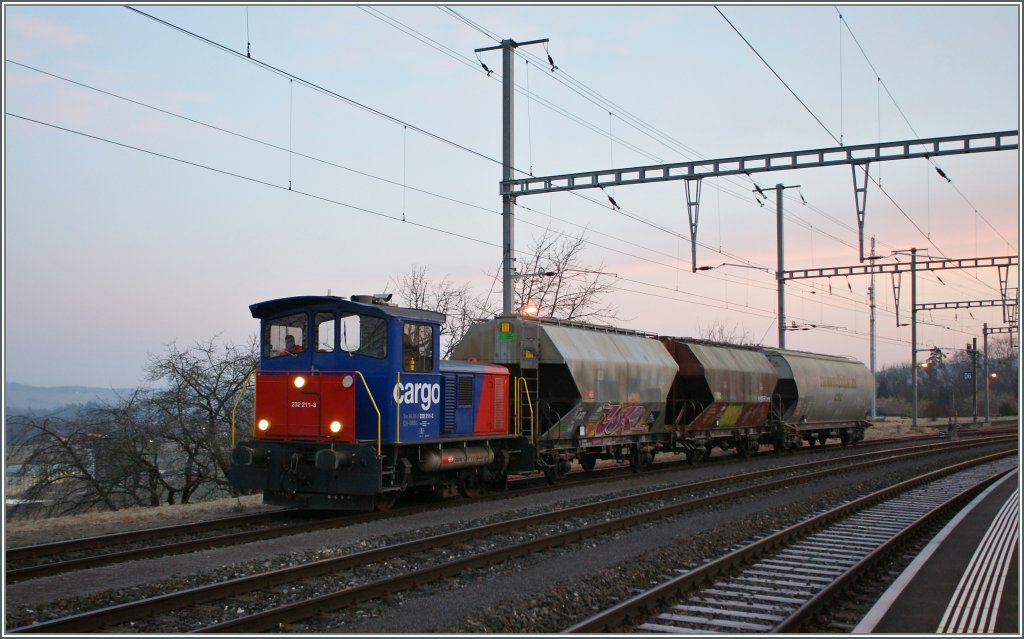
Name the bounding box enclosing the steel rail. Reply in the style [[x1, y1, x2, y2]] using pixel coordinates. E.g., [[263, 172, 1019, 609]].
[[6, 429, 1007, 583], [9, 436, 1013, 633], [5, 512, 350, 582], [1, 454, 695, 582], [5, 509, 297, 562], [563, 449, 1015, 633], [772, 469, 1007, 633], [194, 440, 1015, 633]]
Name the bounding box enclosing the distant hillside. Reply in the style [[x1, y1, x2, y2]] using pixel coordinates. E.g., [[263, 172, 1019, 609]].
[[4, 382, 137, 415]]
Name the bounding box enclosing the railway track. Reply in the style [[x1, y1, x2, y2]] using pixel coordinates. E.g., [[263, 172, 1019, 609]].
[[564, 452, 1016, 633], [3, 508, 346, 582], [4, 432, 936, 582], [9, 435, 1014, 634], [2, 456, 647, 582]]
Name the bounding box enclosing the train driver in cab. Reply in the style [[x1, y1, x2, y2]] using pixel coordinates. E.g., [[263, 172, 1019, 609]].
[[279, 334, 305, 356]]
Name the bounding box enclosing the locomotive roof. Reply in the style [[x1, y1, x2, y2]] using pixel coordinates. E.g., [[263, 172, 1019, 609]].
[[249, 295, 446, 323]]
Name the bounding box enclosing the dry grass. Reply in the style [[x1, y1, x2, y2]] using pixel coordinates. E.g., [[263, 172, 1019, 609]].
[[865, 418, 942, 439], [4, 494, 270, 547], [865, 415, 1016, 440]]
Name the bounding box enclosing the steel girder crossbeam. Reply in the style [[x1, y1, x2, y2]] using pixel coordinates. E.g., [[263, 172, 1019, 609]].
[[782, 255, 1018, 280], [501, 131, 1019, 196]]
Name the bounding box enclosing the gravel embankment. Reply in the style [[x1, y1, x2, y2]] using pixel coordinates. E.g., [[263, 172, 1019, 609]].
[[6, 438, 1011, 633]]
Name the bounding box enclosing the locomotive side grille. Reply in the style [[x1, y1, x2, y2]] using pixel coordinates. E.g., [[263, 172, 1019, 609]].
[[443, 373, 457, 433], [494, 378, 508, 431], [457, 376, 474, 407]]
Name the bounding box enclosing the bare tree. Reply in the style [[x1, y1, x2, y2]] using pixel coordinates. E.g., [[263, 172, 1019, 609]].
[[389, 231, 621, 356], [389, 264, 490, 358], [512, 230, 619, 323], [989, 335, 1018, 360], [4, 391, 167, 516], [84, 391, 176, 507], [144, 335, 258, 502], [5, 336, 258, 518], [6, 414, 122, 516], [696, 320, 753, 344]]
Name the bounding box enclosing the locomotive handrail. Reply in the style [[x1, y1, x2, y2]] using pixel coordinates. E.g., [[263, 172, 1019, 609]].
[[230, 368, 258, 448], [514, 376, 520, 436], [395, 372, 401, 448], [517, 376, 535, 445], [351, 370, 382, 456]]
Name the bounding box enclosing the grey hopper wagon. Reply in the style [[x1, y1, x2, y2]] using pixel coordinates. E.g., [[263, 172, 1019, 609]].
[[451, 316, 678, 476], [763, 348, 874, 447]]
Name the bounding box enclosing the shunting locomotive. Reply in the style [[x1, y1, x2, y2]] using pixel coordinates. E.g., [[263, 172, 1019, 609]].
[[230, 294, 873, 510], [229, 294, 531, 511]]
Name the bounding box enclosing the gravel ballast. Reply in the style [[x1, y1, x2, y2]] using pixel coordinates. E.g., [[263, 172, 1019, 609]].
[[4, 439, 1013, 633]]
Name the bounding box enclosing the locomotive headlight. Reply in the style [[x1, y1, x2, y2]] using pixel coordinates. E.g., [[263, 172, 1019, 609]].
[[294, 376, 306, 389], [342, 375, 354, 388], [329, 420, 343, 434], [257, 419, 271, 431]]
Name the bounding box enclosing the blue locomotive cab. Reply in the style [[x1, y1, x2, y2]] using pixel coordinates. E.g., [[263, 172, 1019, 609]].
[[230, 294, 518, 511], [249, 294, 446, 443]]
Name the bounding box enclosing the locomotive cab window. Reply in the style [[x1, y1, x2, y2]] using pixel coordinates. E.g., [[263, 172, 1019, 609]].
[[402, 322, 434, 372], [315, 313, 335, 353], [264, 313, 307, 358], [339, 313, 387, 359]]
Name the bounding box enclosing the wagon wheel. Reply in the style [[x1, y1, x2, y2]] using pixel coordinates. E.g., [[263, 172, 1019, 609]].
[[542, 457, 569, 484], [737, 438, 753, 459], [485, 469, 509, 490], [484, 450, 511, 489], [374, 493, 399, 512], [580, 454, 598, 473], [640, 449, 654, 468], [628, 445, 641, 474], [458, 473, 485, 499], [688, 444, 704, 464]]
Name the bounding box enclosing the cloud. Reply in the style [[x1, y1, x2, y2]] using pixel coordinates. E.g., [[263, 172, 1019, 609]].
[[7, 13, 89, 52]]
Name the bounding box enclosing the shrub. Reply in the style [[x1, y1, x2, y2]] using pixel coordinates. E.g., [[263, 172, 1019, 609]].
[[920, 399, 946, 420], [876, 397, 910, 417]]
